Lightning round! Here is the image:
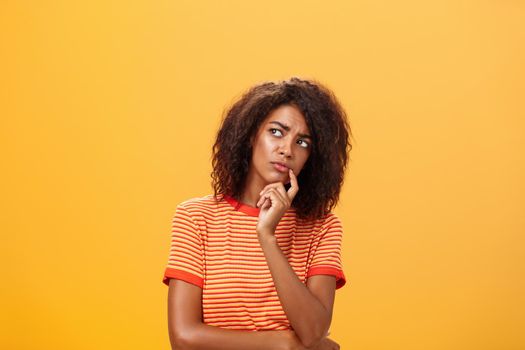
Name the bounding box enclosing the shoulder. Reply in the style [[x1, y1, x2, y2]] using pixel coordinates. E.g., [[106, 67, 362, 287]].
[[302, 211, 342, 227], [322, 212, 342, 227], [295, 211, 343, 237], [176, 194, 225, 216], [309, 211, 344, 234]]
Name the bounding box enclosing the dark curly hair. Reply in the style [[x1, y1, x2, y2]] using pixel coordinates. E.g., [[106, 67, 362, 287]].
[[211, 77, 352, 220]]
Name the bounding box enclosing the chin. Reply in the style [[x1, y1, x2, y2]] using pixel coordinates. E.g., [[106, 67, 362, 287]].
[[266, 172, 288, 183]]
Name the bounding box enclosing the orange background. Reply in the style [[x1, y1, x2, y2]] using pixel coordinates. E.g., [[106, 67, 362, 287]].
[[1, 1, 524, 349]]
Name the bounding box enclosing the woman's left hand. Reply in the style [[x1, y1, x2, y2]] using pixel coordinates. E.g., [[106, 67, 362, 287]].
[[256, 168, 299, 238]]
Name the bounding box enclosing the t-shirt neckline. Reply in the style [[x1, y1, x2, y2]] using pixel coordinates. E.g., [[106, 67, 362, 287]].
[[223, 194, 260, 217]]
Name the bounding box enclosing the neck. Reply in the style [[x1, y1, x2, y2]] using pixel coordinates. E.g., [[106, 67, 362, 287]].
[[239, 170, 267, 207]]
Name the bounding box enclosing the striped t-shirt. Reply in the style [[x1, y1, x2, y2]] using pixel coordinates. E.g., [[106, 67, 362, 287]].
[[162, 193, 347, 331]]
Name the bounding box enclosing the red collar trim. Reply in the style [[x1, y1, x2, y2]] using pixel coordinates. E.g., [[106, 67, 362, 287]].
[[223, 194, 260, 217]]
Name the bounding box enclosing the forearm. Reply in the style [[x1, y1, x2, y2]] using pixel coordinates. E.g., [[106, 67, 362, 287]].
[[176, 324, 295, 350], [258, 233, 331, 348]]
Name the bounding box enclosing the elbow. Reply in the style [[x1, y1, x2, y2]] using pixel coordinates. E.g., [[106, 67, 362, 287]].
[[169, 327, 196, 350], [300, 332, 325, 349], [298, 316, 331, 348], [169, 332, 185, 350], [170, 338, 185, 350], [171, 334, 193, 350]]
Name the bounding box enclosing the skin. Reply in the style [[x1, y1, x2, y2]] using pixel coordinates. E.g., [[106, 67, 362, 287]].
[[241, 104, 312, 208], [168, 104, 340, 350], [244, 104, 340, 348]]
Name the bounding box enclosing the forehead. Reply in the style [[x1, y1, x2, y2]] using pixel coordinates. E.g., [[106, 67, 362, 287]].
[[261, 104, 309, 131]]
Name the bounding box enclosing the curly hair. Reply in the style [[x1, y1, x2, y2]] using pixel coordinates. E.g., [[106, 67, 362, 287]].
[[211, 77, 352, 221]]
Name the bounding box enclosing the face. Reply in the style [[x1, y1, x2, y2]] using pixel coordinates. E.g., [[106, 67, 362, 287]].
[[247, 104, 312, 187]]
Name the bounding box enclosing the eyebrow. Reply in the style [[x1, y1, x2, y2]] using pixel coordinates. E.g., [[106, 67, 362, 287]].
[[269, 121, 312, 139]]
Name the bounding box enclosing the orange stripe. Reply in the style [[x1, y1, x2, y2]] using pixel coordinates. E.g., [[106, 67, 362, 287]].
[[162, 194, 346, 329]]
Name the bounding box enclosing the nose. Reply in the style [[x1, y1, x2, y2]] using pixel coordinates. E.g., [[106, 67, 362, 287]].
[[278, 139, 293, 158]]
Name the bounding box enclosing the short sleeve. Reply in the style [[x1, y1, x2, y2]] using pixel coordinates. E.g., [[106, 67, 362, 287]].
[[306, 213, 347, 289], [162, 204, 205, 288]]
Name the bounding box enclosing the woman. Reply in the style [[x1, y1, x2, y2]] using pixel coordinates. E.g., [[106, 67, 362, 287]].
[[163, 77, 352, 350]]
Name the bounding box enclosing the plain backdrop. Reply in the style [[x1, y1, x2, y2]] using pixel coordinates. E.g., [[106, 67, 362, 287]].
[[1, 1, 524, 349]]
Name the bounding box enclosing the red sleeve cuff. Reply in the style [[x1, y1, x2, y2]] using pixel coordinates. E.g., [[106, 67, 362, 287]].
[[163, 267, 204, 288], [307, 266, 347, 289]]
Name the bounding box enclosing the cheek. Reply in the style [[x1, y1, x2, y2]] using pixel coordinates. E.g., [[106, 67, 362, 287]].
[[252, 137, 273, 162], [258, 136, 275, 154]]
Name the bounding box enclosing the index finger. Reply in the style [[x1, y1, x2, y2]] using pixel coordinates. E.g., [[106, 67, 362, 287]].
[[287, 168, 299, 199]]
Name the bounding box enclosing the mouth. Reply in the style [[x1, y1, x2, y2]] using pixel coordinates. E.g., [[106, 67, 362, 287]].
[[271, 162, 289, 173]]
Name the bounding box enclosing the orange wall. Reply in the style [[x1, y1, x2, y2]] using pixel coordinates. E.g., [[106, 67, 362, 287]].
[[1, 1, 524, 349]]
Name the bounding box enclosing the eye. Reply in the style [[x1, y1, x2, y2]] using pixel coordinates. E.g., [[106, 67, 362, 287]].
[[297, 139, 310, 148], [269, 128, 283, 137]]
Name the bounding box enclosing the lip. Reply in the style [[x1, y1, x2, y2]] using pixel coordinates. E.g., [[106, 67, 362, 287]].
[[271, 162, 289, 173]]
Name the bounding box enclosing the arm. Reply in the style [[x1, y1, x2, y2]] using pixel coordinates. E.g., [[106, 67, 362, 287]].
[[254, 171, 339, 348], [258, 233, 336, 349], [167, 278, 306, 350]]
